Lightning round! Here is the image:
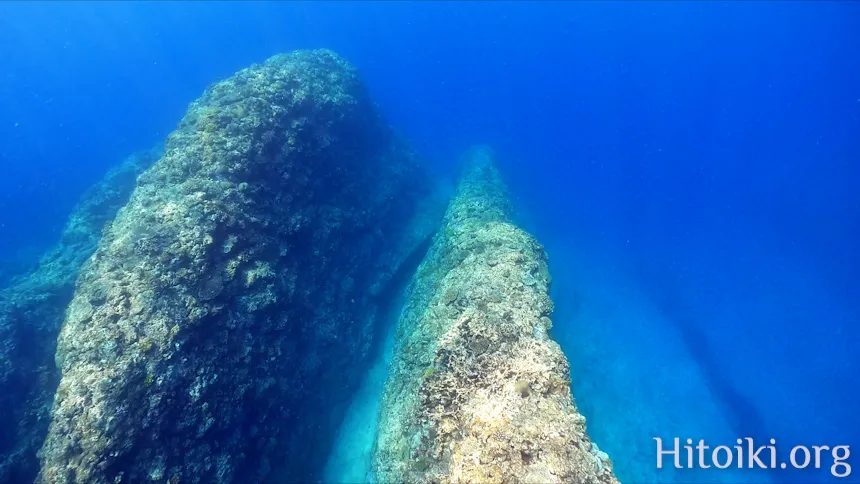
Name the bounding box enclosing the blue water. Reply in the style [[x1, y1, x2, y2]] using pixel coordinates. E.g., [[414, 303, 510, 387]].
[[1, 2, 858, 483]]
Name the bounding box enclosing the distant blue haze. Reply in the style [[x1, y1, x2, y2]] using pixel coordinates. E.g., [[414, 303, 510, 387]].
[[1, 2, 857, 483]]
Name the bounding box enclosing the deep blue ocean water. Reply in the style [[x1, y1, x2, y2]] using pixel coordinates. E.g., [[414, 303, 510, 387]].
[[1, 2, 858, 483]]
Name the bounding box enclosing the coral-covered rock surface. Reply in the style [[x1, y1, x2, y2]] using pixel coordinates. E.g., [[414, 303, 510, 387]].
[[37, 49, 443, 484], [373, 146, 619, 484], [0, 148, 159, 483]]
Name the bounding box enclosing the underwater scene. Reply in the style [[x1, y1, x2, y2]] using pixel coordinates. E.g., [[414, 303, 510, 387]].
[[0, 2, 857, 483]]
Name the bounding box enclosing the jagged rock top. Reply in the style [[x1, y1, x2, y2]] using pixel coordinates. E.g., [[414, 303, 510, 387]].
[[373, 146, 620, 484]]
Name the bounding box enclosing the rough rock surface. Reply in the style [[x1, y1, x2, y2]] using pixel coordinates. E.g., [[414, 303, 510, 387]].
[[0, 148, 159, 484], [37, 49, 443, 484], [373, 147, 620, 484]]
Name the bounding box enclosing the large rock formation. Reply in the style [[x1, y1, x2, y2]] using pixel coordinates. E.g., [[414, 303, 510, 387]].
[[37, 49, 443, 484], [373, 147, 619, 484], [0, 148, 159, 483]]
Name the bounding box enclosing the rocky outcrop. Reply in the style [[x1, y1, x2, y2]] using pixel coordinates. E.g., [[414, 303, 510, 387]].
[[0, 148, 159, 483], [373, 147, 619, 484], [37, 49, 444, 484]]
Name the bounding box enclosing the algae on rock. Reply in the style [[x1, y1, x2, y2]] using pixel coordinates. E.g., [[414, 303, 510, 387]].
[[0, 148, 159, 484], [38, 49, 443, 484], [372, 146, 620, 484]]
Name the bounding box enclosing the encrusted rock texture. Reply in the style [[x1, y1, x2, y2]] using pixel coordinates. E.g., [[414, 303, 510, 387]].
[[37, 49, 443, 484], [373, 146, 619, 484], [0, 148, 159, 484]]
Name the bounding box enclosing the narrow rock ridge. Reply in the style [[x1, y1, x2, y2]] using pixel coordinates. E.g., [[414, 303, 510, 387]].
[[0, 147, 160, 484], [37, 49, 444, 484], [373, 146, 620, 484]]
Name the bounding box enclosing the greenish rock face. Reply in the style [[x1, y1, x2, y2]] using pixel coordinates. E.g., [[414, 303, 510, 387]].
[[372, 147, 619, 484], [37, 49, 443, 484], [0, 148, 159, 484]]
